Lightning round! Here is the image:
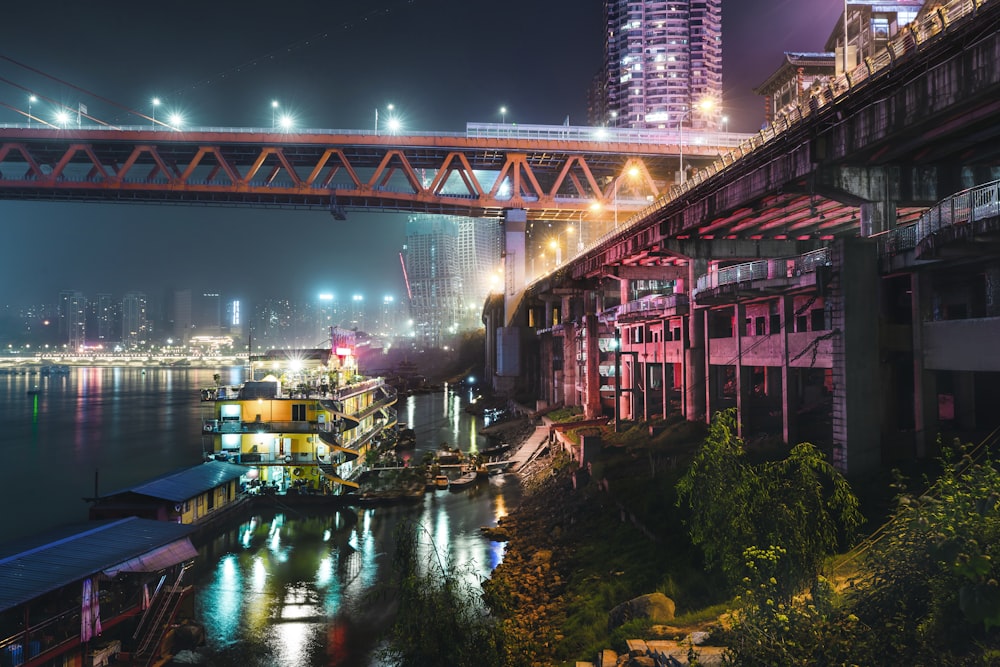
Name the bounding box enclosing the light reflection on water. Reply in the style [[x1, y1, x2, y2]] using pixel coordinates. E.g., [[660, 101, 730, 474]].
[[193, 389, 522, 665], [0, 369, 520, 664]]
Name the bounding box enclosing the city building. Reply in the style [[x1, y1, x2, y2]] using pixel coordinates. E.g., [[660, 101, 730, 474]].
[[58, 290, 87, 350], [599, 0, 722, 130], [121, 291, 149, 349], [456, 218, 502, 331], [403, 215, 462, 347]]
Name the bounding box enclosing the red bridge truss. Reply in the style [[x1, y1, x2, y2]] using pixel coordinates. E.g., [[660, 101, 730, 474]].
[[0, 128, 732, 221]]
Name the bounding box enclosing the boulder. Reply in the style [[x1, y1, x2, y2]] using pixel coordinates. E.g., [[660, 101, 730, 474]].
[[608, 593, 676, 629]]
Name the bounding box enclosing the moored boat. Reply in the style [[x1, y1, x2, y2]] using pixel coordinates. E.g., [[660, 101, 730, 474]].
[[449, 471, 478, 490], [433, 474, 450, 489]]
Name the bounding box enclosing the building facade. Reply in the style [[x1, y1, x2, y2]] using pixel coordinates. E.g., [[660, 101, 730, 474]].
[[600, 0, 722, 130]]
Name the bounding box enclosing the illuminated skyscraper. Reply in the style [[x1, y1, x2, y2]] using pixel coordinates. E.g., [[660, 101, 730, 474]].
[[600, 0, 722, 130], [121, 291, 148, 349], [403, 215, 462, 347]]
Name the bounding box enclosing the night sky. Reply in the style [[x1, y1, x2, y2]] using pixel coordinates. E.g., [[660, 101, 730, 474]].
[[0, 0, 842, 309]]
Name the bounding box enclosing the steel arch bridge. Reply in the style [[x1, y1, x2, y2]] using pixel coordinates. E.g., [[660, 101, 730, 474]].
[[0, 123, 742, 221]]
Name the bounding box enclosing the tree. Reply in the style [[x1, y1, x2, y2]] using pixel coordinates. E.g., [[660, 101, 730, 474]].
[[676, 409, 863, 598]]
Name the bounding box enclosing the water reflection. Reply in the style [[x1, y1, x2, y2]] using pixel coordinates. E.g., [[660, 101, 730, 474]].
[[195, 464, 522, 666]]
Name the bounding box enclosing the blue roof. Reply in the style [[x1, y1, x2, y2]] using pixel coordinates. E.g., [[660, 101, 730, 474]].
[[0, 517, 196, 612], [103, 461, 249, 503]]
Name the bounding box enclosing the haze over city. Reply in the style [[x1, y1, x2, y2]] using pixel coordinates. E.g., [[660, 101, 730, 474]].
[[0, 0, 841, 308]]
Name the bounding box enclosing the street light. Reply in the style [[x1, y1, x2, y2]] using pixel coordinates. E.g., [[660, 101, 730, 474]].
[[271, 100, 279, 128], [500, 106, 507, 124], [375, 103, 395, 135], [28, 95, 36, 126], [677, 98, 714, 185], [151, 97, 161, 129], [612, 166, 641, 227]]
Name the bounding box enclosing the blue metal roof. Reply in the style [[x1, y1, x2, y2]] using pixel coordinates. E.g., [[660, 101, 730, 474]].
[[103, 461, 249, 503], [0, 517, 196, 612]]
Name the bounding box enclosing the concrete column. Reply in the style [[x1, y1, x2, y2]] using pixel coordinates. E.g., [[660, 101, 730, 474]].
[[583, 308, 602, 420], [780, 294, 797, 445], [829, 238, 881, 477], [985, 263, 1000, 318], [911, 271, 936, 458], [562, 323, 577, 408], [662, 317, 669, 418], [954, 371, 976, 432], [544, 300, 555, 329], [502, 209, 527, 326], [735, 302, 748, 437], [685, 259, 707, 422]]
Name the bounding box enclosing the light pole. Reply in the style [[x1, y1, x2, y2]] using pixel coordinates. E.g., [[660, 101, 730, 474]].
[[151, 97, 160, 129], [376, 103, 395, 136], [500, 106, 507, 124], [612, 166, 640, 227], [677, 99, 714, 185], [721, 115, 729, 146], [27, 95, 36, 126], [271, 100, 279, 128]]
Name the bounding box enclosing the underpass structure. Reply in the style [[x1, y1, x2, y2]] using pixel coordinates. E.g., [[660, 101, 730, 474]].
[[484, 0, 1000, 476]]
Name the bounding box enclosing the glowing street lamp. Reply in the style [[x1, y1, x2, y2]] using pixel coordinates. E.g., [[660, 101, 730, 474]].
[[375, 103, 395, 136], [500, 106, 507, 124], [278, 114, 294, 131], [54, 110, 70, 127], [168, 112, 184, 129], [677, 98, 714, 185], [271, 100, 279, 128], [151, 97, 161, 129], [28, 95, 36, 126], [613, 166, 641, 228]]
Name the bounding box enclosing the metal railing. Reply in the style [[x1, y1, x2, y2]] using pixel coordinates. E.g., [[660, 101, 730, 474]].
[[694, 248, 831, 294], [617, 294, 689, 317], [875, 178, 1000, 259]]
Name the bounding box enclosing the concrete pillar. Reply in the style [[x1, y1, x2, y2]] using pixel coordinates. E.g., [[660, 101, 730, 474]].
[[735, 302, 748, 437], [544, 300, 555, 329], [954, 371, 976, 432], [502, 209, 527, 326], [583, 304, 602, 420], [829, 238, 881, 476], [985, 263, 1000, 318], [911, 271, 936, 458], [780, 294, 797, 445], [685, 260, 707, 422], [562, 323, 577, 407], [662, 317, 670, 418]]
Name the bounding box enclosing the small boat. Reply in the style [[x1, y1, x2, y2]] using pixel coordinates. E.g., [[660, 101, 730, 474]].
[[449, 471, 478, 491], [480, 443, 510, 459], [433, 474, 450, 490], [435, 445, 463, 464]]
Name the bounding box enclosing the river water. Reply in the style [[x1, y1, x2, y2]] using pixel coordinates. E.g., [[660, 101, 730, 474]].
[[0, 366, 521, 665]]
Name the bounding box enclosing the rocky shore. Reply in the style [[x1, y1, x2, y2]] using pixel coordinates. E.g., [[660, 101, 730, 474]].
[[481, 416, 721, 666]]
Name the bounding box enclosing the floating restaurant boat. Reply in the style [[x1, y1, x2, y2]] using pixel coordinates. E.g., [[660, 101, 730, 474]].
[[201, 328, 397, 496]]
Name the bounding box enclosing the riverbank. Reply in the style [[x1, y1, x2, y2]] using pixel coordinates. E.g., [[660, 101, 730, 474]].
[[482, 415, 724, 666]]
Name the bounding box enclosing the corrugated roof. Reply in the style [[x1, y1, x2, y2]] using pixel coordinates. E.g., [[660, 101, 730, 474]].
[[103, 461, 249, 503], [0, 517, 195, 612]]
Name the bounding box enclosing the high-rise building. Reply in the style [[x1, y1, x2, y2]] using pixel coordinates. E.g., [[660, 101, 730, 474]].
[[121, 291, 148, 349], [62, 291, 87, 351], [600, 0, 722, 130], [403, 215, 462, 348], [455, 218, 502, 330], [90, 293, 114, 344]]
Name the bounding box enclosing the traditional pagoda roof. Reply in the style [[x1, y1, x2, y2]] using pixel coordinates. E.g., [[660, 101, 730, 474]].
[[754, 52, 836, 96]]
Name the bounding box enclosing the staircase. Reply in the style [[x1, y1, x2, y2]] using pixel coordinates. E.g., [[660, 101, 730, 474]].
[[131, 564, 192, 667]]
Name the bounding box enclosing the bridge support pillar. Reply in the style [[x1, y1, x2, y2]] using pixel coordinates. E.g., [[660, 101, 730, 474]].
[[829, 238, 880, 477], [583, 293, 602, 420], [735, 301, 749, 438], [685, 260, 707, 422], [502, 209, 527, 326], [562, 322, 578, 408], [780, 294, 798, 446]]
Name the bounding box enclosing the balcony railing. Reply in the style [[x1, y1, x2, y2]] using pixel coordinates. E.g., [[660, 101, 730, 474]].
[[694, 248, 831, 294], [875, 178, 1000, 260]]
